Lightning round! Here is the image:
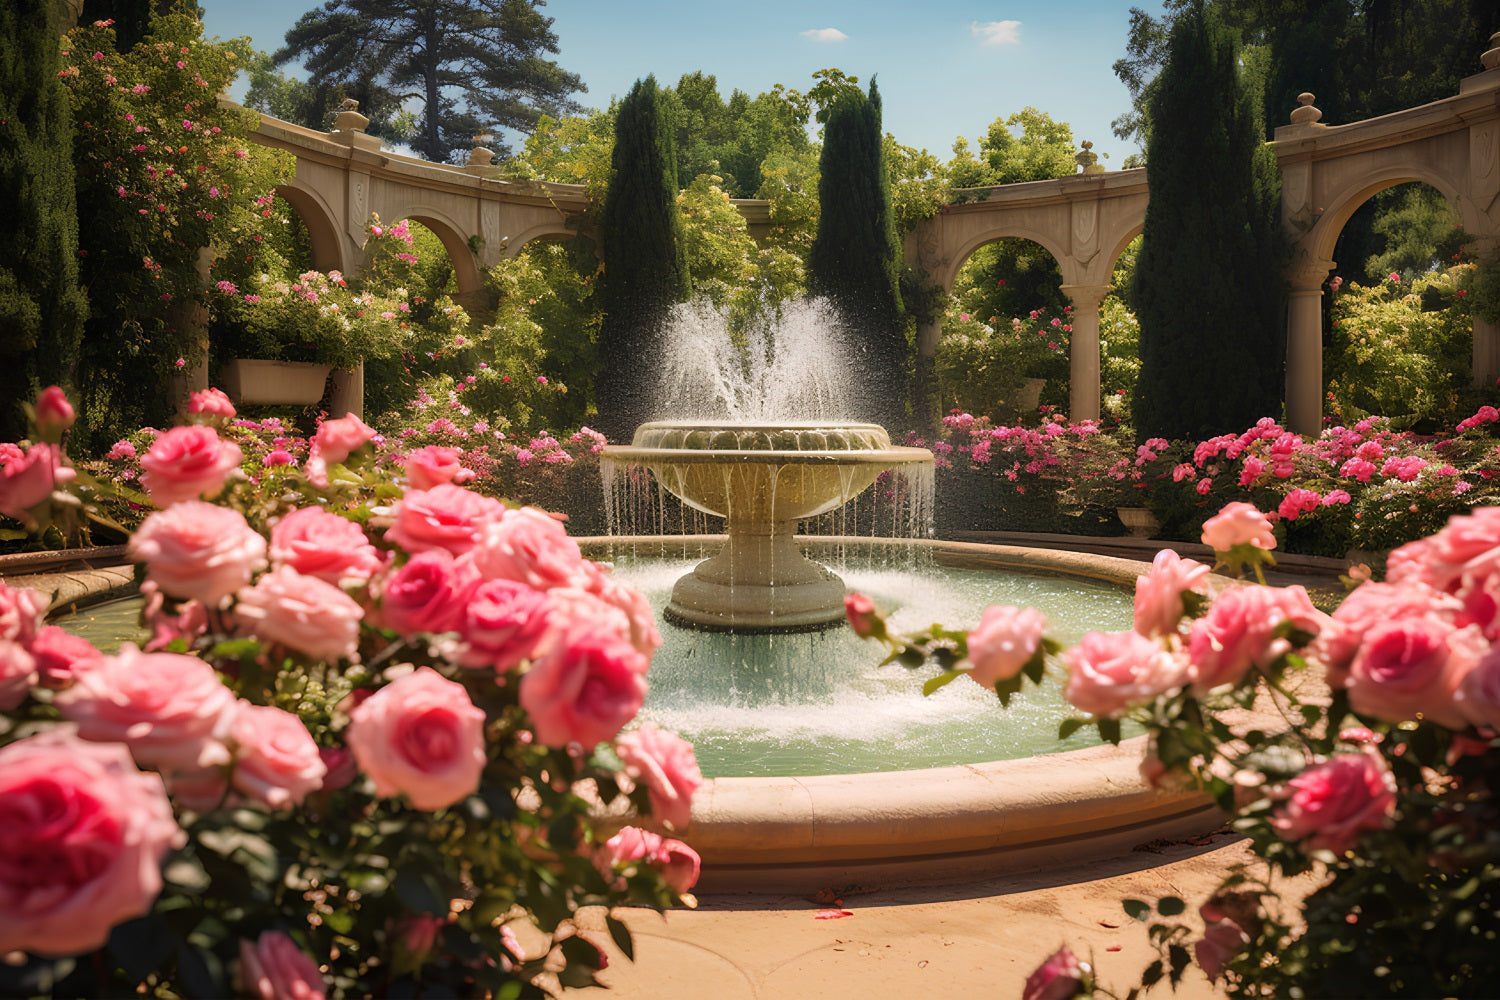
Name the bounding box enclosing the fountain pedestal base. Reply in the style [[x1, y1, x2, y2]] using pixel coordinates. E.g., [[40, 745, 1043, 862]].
[[665, 525, 848, 632]]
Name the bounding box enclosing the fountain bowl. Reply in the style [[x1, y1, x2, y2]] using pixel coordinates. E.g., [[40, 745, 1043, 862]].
[[602, 421, 933, 633]]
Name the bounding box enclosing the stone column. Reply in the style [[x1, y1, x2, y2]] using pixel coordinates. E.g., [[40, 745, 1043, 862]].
[[170, 248, 213, 416], [328, 362, 365, 419], [1059, 283, 1110, 422], [1284, 256, 1334, 435]]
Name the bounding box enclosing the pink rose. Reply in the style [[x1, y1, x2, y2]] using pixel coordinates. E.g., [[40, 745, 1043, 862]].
[[844, 592, 880, 638], [1456, 649, 1500, 729], [1345, 616, 1481, 729], [1200, 501, 1277, 553], [0, 730, 184, 957], [520, 628, 649, 748], [965, 604, 1047, 688], [0, 443, 72, 523], [269, 506, 383, 585], [655, 837, 701, 894], [1186, 585, 1326, 692], [470, 506, 588, 589], [1272, 750, 1396, 854], [235, 565, 364, 662], [311, 412, 376, 466], [129, 501, 267, 606], [1134, 549, 1211, 637], [1022, 945, 1087, 1000], [404, 445, 474, 489], [377, 549, 478, 637], [346, 666, 487, 810], [33, 385, 76, 436], [318, 745, 357, 792], [1392, 506, 1500, 595], [616, 724, 702, 830], [53, 643, 236, 773], [584, 567, 663, 657], [0, 580, 47, 645], [188, 386, 236, 419], [239, 930, 328, 1000], [1315, 581, 1459, 688], [594, 826, 701, 895], [229, 703, 327, 809], [1062, 629, 1188, 717], [1194, 902, 1249, 982], [452, 577, 553, 671], [385, 483, 506, 556], [0, 640, 35, 709], [29, 624, 105, 688], [139, 579, 209, 653], [138, 424, 243, 506]]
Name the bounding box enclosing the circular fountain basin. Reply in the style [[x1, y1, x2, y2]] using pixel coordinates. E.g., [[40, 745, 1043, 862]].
[[588, 537, 1223, 893], [601, 421, 933, 632]]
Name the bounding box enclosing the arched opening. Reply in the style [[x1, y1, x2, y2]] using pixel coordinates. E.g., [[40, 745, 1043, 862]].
[[1320, 181, 1481, 430]]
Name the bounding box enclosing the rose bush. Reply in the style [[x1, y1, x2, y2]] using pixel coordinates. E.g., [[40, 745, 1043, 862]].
[[0, 387, 701, 998], [851, 498, 1500, 998]]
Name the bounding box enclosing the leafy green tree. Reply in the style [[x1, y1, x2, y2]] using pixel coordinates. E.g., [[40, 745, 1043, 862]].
[[1132, 2, 1284, 441], [595, 75, 689, 441], [663, 72, 811, 196], [947, 108, 1080, 187], [807, 79, 907, 428], [275, 0, 584, 163], [0, 0, 89, 440], [1364, 183, 1467, 281]]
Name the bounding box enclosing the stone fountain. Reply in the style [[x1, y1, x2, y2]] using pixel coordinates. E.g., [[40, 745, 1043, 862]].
[[601, 420, 932, 631]]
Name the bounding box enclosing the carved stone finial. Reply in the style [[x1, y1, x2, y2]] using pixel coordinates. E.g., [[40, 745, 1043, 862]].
[[339, 98, 360, 112], [1289, 92, 1323, 126], [467, 147, 495, 169], [1075, 140, 1103, 174], [1482, 31, 1500, 72], [334, 104, 370, 133]]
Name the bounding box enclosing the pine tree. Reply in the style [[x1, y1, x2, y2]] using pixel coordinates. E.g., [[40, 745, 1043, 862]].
[[275, 0, 584, 163], [807, 80, 908, 429], [1132, 3, 1284, 441], [594, 75, 689, 442], [0, 0, 88, 441]]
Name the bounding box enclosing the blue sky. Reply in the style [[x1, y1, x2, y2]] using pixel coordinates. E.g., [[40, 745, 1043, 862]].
[[200, 0, 1150, 166]]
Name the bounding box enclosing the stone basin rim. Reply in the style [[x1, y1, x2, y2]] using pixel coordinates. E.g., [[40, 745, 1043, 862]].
[[599, 445, 934, 466]]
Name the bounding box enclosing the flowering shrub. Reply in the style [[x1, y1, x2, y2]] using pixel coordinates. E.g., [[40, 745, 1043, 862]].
[[852, 499, 1500, 997], [0, 388, 699, 997], [932, 306, 1072, 420]]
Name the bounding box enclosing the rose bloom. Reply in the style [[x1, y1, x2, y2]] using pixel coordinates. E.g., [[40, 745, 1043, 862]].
[[470, 506, 589, 590], [0, 640, 35, 710], [128, 501, 267, 607], [1186, 584, 1326, 692], [521, 628, 650, 748], [187, 386, 236, 419], [1063, 629, 1189, 718], [1022, 945, 1087, 1000], [1344, 615, 1481, 729], [346, 666, 487, 810], [269, 506, 384, 586], [583, 566, 663, 658], [594, 826, 701, 894], [1133, 549, 1210, 638], [844, 592, 879, 638], [1389, 506, 1500, 595], [966, 604, 1047, 688], [239, 930, 328, 1000], [616, 723, 703, 830], [138, 424, 243, 506], [0, 443, 73, 523], [452, 576, 553, 671], [385, 483, 506, 556], [34, 385, 75, 435], [53, 643, 236, 773], [0, 729, 184, 957], [377, 548, 478, 637], [139, 579, 210, 653], [1272, 750, 1396, 854], [1195, 902, 1250, 983], [1455, 648, 1500, 729], [404, 444, 474, 489], [0, 579, 46, 645], [311, 412, 377, 465], [29, 624, 106, 688], [1315, 580, 1460, 688], [235, 565, 364, 662], [1200, 501, 1277, 553], [229, 702, 328, 809]]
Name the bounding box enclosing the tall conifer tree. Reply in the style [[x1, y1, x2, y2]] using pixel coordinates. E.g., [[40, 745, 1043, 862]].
[[595, 75, 689, 441], [807, 80, 908, 429], [1132, 2, 1284, 441], [0, 0, 88, 440]]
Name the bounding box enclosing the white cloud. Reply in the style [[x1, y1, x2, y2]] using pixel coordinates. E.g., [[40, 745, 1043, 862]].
[[800, 27, 849, 43], [970, 20, 1021, 46]]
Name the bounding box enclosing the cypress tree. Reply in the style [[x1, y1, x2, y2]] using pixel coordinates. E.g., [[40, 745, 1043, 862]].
[[0, 0, 88, 441], [595, 75, 689, 442], [1132, 3, 1284, 442], [807, 80, 908, 430]]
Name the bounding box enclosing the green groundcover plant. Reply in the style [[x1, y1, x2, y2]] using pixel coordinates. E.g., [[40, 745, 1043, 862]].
[[848, 500, 1499, 998], [0, 386, 701, 998]]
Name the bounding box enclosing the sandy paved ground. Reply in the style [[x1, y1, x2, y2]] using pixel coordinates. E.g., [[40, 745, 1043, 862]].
[[565, 832, 1264, 999]]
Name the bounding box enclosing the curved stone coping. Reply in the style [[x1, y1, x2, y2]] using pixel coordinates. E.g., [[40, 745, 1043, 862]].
[[0, 546, 137, 617], [599, 445, 933, 467], [582, 534, 1224, 894]]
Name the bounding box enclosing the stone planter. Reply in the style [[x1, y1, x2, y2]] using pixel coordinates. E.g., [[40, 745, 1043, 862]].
[[1116, 505, 1161, 538], [1015, 377, 1046, 412], [219, 358, 331, 406]]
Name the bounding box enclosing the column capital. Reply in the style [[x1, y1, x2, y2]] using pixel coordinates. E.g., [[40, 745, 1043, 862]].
[[1059, 283, 1112, 310], [1288, 254, 1337, 291]]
